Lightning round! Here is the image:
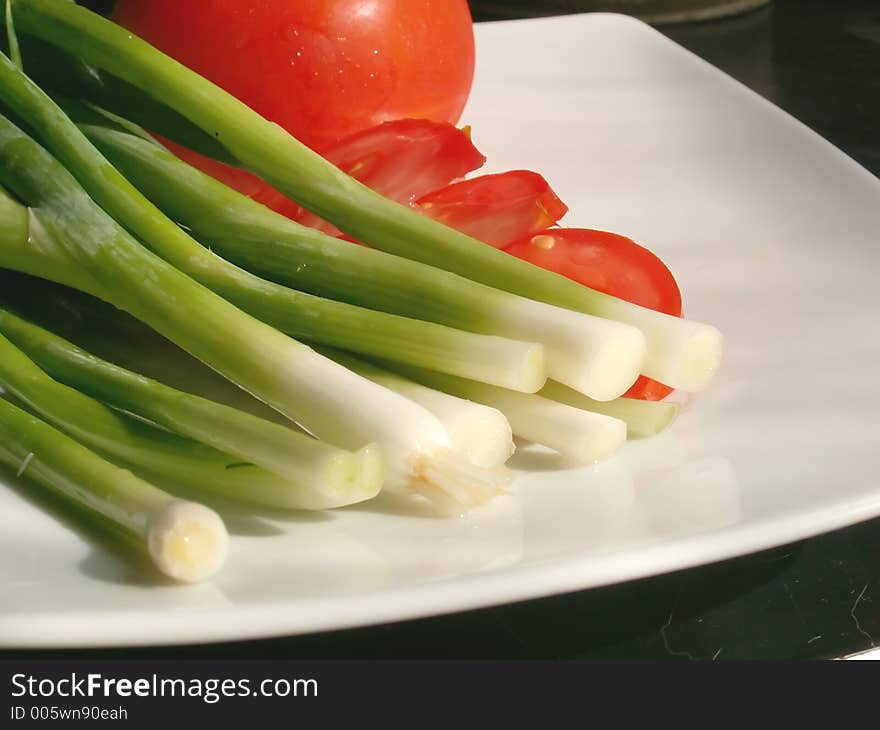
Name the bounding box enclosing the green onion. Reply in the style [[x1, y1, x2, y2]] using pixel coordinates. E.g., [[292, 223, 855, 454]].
[[83, 123, 648, 401], [366, 361, 628, 465], [1, 181, 98, 296], [19, 37, 239, 165], [3, 0, 22, 70], [0, 52, 545, 394], [0, 184, 26, 244], [6, 0, 722, 393], [0, 268, 292, 424], [538, 381, 680, 439], [0, 394, 228, 583], [0, 330, 381, 511], [0, 115, 506, 511], [0, 307, 384, 508], [323, 348, 515, 470]]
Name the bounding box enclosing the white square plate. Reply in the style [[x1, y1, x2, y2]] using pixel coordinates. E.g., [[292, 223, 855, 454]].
[[3, 13, 880, 648]]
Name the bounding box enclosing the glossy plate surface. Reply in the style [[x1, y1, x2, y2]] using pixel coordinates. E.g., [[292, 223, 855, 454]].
[[3, 13, 879, 648]]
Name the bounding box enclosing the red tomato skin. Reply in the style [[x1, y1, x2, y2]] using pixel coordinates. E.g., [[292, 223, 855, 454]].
[[321, 120, 486, 204], [296, 118, 486, 234], [623, 376, 674, 401], [415, 170, 568, 249], [113, 0, 476, 153], [504, 228, 682, 400]]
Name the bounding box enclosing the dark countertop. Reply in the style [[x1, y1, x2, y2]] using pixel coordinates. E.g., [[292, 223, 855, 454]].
[[8, 0, 880, 661]]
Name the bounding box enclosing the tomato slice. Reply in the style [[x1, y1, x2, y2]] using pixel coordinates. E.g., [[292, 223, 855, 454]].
[[414, 170, 568, 249], [504, 228, 682, 400], [297, 119, 486, 234], [157, 136, 303, 220], [158, 116, 485, 229]]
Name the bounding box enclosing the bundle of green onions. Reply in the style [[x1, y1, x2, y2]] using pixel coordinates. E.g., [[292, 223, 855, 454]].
[[0, 0, 722, 583]]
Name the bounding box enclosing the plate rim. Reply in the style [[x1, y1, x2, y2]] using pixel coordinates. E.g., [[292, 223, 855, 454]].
[[4, 493, 880, 648]]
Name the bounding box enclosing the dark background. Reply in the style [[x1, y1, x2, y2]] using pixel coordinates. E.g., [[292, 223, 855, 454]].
[[6, 0, 880, 660]]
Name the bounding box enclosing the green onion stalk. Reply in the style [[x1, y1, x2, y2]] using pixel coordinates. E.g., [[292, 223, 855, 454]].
[[321, 348, 515, 470], [368, 360, 629, 465], [0, 53, 545, 395], [83, 123, 648, 401], [3, 0, 22, 70], [0, 120, 507, 513], [0, 392, 228, 583], [0, 269, 291, 424], [538, 381, 679, 439], [6, 0, 722, 393], [0, 309, 384, 509]]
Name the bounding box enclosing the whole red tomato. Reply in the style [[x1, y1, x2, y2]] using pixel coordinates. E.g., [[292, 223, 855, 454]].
[[113, 0, 476, 152]]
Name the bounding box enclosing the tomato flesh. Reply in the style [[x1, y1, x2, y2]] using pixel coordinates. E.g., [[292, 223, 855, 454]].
[[504, 228, 682, 400], [296, 118, 486, 234], [114, 0, 476, 153], [415, 170, 568, 249]]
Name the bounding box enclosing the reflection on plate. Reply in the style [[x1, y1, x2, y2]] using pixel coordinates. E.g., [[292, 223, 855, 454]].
[[2, 13, 880, 647]]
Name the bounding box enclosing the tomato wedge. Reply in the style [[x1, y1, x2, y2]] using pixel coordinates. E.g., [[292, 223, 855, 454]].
[[415, 170, 568, 249], [157, 136, 303, 220], [296, 119, 486, 234], [504, 228, 682, 400], [158, 118, 485, 230]]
